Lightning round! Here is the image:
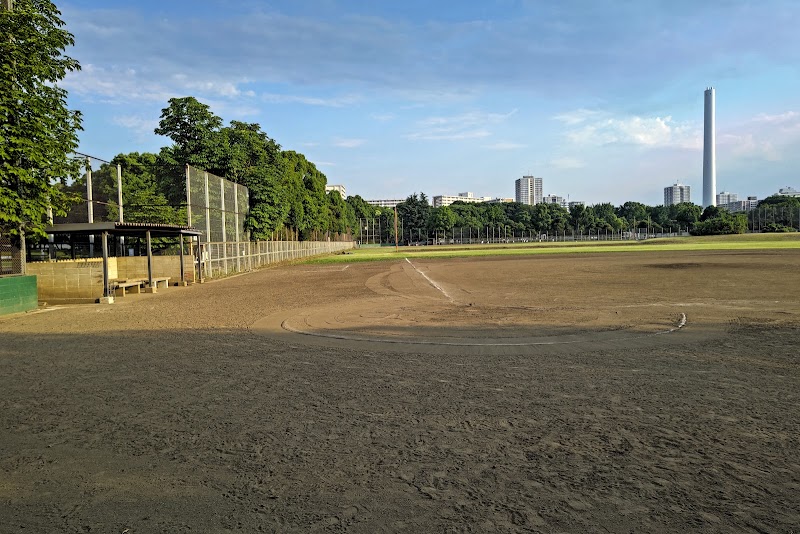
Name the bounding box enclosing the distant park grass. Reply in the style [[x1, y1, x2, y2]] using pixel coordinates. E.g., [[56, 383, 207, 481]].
[[306, 233, 800, 264]]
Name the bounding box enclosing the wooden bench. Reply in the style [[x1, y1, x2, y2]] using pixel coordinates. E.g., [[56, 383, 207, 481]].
[[148, 277, 171, 289], [110, 279, 146, 297]]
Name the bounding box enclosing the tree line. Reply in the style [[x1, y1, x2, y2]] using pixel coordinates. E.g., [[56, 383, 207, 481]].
[[348, 194, 800, 244]]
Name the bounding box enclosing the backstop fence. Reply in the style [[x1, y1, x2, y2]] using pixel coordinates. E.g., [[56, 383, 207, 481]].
[[23, 156, 354, 281], [186, 165, 249, 243]]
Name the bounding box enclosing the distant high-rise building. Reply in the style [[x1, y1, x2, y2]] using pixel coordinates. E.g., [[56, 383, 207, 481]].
[[716, 191, 737, 206], [366, 199, 404, 208], [542, 195, 567, 208], [664, 183, 691, 206], [515, 176, 543, 205], [703, 88, 717, 208], [778, 186, 800, 197], [723, 196, 759, 212], [325, 184, 346, 198], [432, 192, 492, 208]]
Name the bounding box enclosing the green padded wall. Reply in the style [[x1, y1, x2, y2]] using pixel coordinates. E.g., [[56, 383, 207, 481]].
[[0, 275, 38, 315]]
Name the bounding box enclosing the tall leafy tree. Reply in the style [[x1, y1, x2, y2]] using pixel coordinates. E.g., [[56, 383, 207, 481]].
[[0, 0, 83, 239], [428, 206, 457, 234], [220, 121, 287, 239], [616, 201, 649, 229], [154, 96, 225, 204], [397, 193, 431, 241], [102, 153, 183, 225], [346, 195, 377, 221]]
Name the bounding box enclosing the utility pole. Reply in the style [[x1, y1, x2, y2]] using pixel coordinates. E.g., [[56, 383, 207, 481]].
[[394, 206, 399, 252]]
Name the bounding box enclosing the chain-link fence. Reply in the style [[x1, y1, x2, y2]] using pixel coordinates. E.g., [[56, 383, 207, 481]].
[[186, 165, 248, 243], [197, 240, 353, 279], [53, 154, 113, 225], [747, 205, 800, 232], [0, 234, 23, 275]]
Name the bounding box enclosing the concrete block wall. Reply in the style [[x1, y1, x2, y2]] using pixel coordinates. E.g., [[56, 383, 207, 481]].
[[25, 240, 354, 304], [27, 258, 116, 303], [0, 275, 38, 315], [116, 256, 193, 283]]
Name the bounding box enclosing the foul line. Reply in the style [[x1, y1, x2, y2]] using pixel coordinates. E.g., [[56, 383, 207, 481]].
[[405, 258, 454, 302]]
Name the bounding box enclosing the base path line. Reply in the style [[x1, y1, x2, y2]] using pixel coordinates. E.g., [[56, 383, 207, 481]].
[[405, 258, 454, 302]]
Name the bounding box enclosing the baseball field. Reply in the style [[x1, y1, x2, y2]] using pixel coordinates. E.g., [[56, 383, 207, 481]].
[[1, 235, 798, 532]]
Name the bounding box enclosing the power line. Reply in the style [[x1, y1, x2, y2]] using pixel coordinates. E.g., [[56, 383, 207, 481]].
[[72, 151, 111, 164]]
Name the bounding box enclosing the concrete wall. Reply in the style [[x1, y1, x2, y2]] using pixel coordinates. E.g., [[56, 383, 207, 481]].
[[27, 258, 116, 304], [0, 275, 38, 315], [27, 240, 355, 303], [116, 256, 192, 283]]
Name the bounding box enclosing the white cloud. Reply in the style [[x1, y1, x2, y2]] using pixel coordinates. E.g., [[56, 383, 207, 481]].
[[719, 133, 780, 161], [113, 115, 159, 138], [552, 108, 603, 125], [261, 93, 361, 107], [717, 110, 800, 162], [561, 110, 700, 149], [63, 64, 173, 103], [420, 109, 517, 128], [407, 109, 516, 142], [333, 138, 366, 148], [405, 129, 491, 141], [64, 64, 255, 104], [752, 111, 800, 126], [178, 78, 253, 98]]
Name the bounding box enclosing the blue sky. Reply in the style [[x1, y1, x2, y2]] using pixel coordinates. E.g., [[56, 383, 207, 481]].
[[60, 0, 800, 205]]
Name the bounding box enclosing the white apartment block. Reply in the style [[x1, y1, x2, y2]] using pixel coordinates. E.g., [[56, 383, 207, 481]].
[[722, 196, 759, 212], [515, 176, 543, 205], [778, 186, 800, 197], [432, 192, 492, 208], [366, 199, 405, 208], [325, 184, 346, 198], [716, 191, 737, 206], [542, 195, 567, 208], [664, 183, 691, 206]]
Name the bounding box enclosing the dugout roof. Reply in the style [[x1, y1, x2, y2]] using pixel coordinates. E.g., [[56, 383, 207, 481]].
[[44, 221, 202, 237]]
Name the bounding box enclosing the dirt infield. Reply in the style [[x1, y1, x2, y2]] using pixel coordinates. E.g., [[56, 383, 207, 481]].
[[1, 249, 799, 532]]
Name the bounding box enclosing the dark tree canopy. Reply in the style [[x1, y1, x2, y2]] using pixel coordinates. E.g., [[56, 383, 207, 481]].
[[0, 0, 83, 236]]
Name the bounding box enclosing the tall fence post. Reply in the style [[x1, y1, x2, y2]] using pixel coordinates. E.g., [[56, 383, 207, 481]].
[[86, 157, 94, 256]]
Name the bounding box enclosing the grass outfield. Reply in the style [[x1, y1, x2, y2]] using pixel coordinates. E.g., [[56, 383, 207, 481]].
[[308, 233, 800, 264]]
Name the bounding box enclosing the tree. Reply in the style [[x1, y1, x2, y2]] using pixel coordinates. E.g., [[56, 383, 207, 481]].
[[0, 0, 83, 239], [346, 195, 376, 221], [617, 201, 648, 229], [220, 121, 286, 239], [154, 96, 224, 171], [154, 96, 225, 205], [429, 206, 457, 234], [102, 153, 183, 225], [691, 207, 747, 235], [397, 193, 431, 242], [674, 202, 701, 228]]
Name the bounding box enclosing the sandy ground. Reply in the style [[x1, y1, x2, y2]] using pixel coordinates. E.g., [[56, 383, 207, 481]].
[[1, 249, 798, 533]]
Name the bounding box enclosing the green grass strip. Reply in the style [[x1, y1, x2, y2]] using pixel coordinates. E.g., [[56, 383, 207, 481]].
[[304, 234, 800, 264]]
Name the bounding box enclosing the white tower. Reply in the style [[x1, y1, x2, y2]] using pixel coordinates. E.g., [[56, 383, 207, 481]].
[[703, 87, 716, 208]]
